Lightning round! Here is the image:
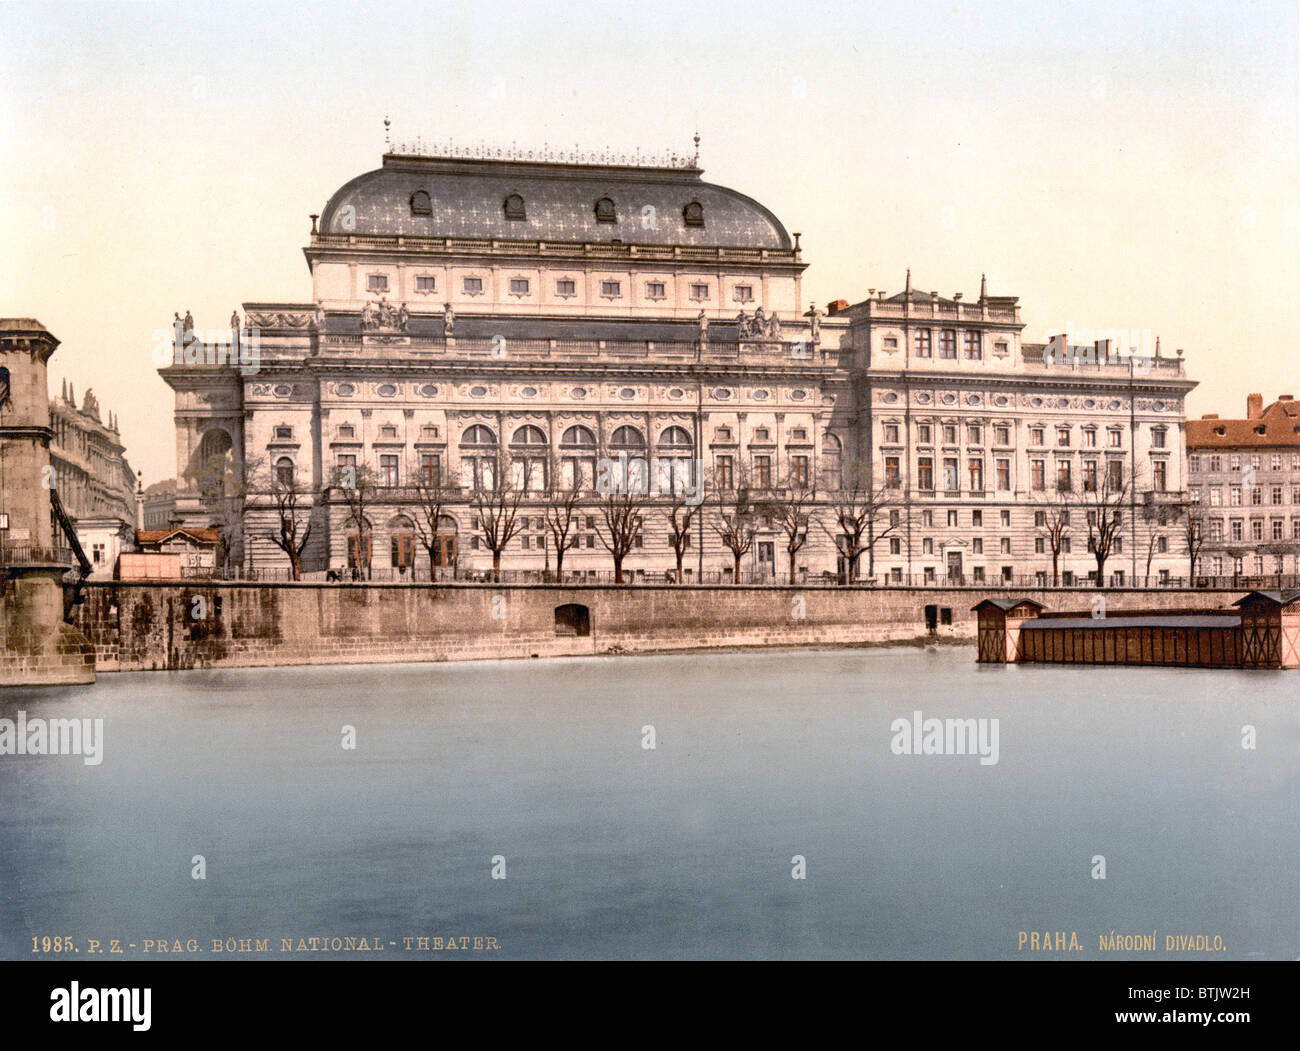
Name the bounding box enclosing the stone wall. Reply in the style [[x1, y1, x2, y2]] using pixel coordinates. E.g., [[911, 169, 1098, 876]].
[[70, 582, 1246, 673]]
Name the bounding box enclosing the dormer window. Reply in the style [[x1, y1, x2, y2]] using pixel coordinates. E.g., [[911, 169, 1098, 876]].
[[594, 197, 616, 223], [503, 194, 526, 220], [683, 201, 704, 226], [410, 190, 432, 216]]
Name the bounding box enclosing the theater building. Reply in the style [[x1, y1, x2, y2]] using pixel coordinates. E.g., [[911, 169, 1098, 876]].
[[159, 143, 1198, 584]]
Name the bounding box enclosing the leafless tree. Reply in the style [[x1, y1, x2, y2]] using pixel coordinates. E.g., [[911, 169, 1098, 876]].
[[543, 478, 584, 583], [260, 462, 313, 580], [1079, 462, 1136, 586], [190, 451, 263, 572], [411, 475, 460, 580], [760, 472, 817, 584], [596, 490, 647, 584], [661, 490, 698, 584], [817, 462, 902, 583], [330, 461, 378, 580], [1180, 502, 1208, 583], [709, 465, 756, 584], [1032, 486, 1073, 587], [471, 456, 525, 583]]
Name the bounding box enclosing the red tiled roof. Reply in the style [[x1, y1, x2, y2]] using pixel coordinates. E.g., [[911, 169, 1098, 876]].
[[1187, 398, 1300, 449]]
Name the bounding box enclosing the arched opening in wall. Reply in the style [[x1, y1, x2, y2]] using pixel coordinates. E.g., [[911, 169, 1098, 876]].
[[821, 433, 842, 491], [388, 514, 416, 573], [194, 428, 234, 508], [433, 513, 458, 575], [554, 603, 591, 637], [346, 515, 373, 580]]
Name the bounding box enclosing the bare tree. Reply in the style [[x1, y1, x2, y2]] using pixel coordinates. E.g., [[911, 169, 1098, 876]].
[[1079, 462, 1135, 587], [596, 490, 647, 584], [471, 456, 525, 583], [261, 462, 313, 580], [330, 461, 378, 580], [411, 475, 460, 580], [817, 462, 902, 583], [710, 465, 756, 584], [760, 472, 817, 584], [1032, 486, 1073, 586], [1180, 502, 1208, 583], [543, 479, 584, 584], [662, 490, 698, 584]]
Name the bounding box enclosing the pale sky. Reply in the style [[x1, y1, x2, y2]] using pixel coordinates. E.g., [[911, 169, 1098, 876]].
[[2, 0, 1297, 486]]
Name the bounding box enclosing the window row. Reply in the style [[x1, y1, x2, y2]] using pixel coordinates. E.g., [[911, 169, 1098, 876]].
[[1189, 453, 1300, 472], [882, 421, 1158, 449], [407, 190, 706, 228], [365, 272, 755, 303], [1198, 484, 1300, 507], [1202, 518, 1300, 542]]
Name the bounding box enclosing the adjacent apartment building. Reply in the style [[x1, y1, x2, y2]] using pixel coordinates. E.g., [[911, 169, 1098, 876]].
[[1186, 393, 1300, 583]]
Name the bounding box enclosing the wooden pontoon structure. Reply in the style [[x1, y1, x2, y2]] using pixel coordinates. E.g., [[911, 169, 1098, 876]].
[[974, 591, 1300, 669]]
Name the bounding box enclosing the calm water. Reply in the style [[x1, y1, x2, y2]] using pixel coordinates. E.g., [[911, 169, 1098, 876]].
[[1, 647, 1296, 960]]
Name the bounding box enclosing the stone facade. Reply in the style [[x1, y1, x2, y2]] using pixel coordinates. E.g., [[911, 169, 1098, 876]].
[[158, 147, 1198, 586], [1186, 393, 1300, 580]]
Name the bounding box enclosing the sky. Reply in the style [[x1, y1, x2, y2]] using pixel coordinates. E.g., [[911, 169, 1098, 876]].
[[2, 0, 1297, 486]]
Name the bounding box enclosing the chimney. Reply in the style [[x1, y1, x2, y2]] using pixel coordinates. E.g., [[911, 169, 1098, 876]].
[[1278, 394, 1294, 401], [1246, 393, 1263, 419], [1201, 414, 1219, 420]]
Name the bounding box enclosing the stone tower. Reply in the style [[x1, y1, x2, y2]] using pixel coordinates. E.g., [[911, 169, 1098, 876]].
[[0, 319, 95, 685]]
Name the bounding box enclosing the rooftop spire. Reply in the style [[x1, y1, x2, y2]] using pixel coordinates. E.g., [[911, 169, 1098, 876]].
[[692, 130, 700, 165], [979, 273, 987, 302], [904, 268, 912, 296], [383, 114, 391, 148]]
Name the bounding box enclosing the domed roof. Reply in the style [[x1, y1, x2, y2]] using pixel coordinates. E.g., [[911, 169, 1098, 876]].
[[318, 154, 792, 250]]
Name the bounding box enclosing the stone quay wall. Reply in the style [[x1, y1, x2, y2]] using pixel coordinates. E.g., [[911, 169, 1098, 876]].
[[67, 582, 1247, 673]]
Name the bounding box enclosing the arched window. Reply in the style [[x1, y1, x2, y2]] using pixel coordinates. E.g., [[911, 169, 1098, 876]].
[[659, 426, 693, 449], [462, 425, 497, 447], [410, 190, 432, 216], [683, 201, 704, 227], [503, 194, 525, 220], [561, 425, 596, 448], [610, 425, 645, 450], [274, 456, 295, 488], [510, 425, 548, 446], [821, 433, 843, 491], [594, 197, 616, 223]]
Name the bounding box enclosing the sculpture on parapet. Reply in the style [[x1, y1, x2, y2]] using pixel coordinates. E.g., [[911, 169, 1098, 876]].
[[697, 310, 709, 343], [735, 307, 782, 340], [443, 302, 455, 337]]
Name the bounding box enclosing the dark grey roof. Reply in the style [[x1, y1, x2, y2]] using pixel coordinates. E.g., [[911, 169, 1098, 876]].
[[1022, 615, 1240, 630], [971, 597, 1045, 612], [1232, 589, 1300, 607], [318, 155, 792, 249]]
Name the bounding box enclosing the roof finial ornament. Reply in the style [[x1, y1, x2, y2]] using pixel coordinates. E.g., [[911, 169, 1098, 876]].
[[979, 272, 987, 302], [904, 268, 912, 296], [383, 115, 391, 148], [692, 130, 700, 165]]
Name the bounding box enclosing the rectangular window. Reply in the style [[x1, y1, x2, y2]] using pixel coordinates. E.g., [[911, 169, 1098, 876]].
[[1271, 486, 1283, 505], [943, 425, 957, 445], [967, 425, 981, 444], [963, 331, 981, 359], [943, 457, 959, 491], [463, 276, 483, 294], [972, 538, 983, 554], [994, 426, 1009, 446], [884, 423, 900, 443], [1273, 520, 1284, 540], [1034, 537, 1045, 554], [939, 330, 957, 359], [917, 457, 933, 490], [1209, 519, 1223, 541], [1153, 460, 1167, 491], [1031, 427, 1045, 446], [922, 538, 933, 554], [419, 453, 441, 487], [646, 281, 666, 299], [968, 457, 984, 492], [885, 456, 901, 488], [733, 284, 753, 303], [918, 424, 932, 444], [1251, 520, 1264, 541], [690, 283, 710, 300], [1083, 428, 1097, 447], [416, 275, 436, 292], [509, 278, 530, 295], [792, 456, 809, 488], [947, 510, 958, 527], [1057, 461, 1071, 491], [379, 454, 399, 487], [972, 510, 983, 526], [921, 510, 933, 527], [1108, 428, 1122, 448], [1209, 487, 1222, 506], [996, 458, 1010, 490], [1230, 486, 1242, 506], [889, 538, 901, 555], [1000, 510, 1010, 527], [1209, 455, 1222, 472], [754, 455, 772, 488], [1057, 426, 1070, 447], [1031, 459, 1045, 491], [1083, 460, 1098, 491], [914, 330, 931, 357], [1107, 460, 1123, 489], [1250, 486, 1262, 505], [367, 274, 388, 292], [600, 280, 621, 297], [1231, 520, 1243, 541], [1151, 427, 1166, 448], [1001, 537, 1012, 554], [556, 278, 577, 296], [717, 455, 734, 489]]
